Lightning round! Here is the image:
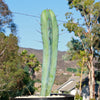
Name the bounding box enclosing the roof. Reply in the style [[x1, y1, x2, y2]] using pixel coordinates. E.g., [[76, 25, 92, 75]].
[[57, 75, 87, 92]]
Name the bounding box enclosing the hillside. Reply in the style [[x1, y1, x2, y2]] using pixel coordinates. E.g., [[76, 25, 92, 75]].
[[19, 47, 77, 70]]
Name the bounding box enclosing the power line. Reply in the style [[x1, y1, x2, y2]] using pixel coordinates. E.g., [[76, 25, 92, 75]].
[[12, 11, 67, 37], [12, 11, 67, 36], [12, 11, 66, 23], [12, 11, 40, 18]]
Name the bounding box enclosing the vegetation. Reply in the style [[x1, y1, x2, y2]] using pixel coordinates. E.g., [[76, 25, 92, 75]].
[[0, 32, 41, 99], [63, 0, 100, 99], [74, 51, 88, 96], [62, 38, 83, 61], [0, 0, 100, 99], [0, 32, 24, 99], [20, 49, 41, 80], [75, 92, 83, 100], [0, 1, 42, 99], [67, 67, 77, 73], [40, 9, 59, 96], [0, 0, 16, 34]]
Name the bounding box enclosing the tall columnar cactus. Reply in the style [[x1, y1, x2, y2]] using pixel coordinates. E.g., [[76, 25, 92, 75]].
[[40, 9, 59, 96]]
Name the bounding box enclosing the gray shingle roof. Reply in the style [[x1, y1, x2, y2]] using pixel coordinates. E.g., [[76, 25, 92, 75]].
[[57, 75, 87, 92]]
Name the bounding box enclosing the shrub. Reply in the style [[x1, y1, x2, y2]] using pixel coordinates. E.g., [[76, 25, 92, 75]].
[[67, 67, 77, 73]]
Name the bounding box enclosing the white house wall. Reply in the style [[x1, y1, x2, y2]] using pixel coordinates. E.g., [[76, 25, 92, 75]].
[[70, 89, 77, 95]]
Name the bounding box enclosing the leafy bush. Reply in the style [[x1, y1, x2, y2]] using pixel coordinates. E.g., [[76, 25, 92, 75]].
[[75, 93, 83, 100], [0, 33, 41, 99], [67, 67, 77, 73], [15, 66, 35, 96], [0, 33, 25, 99]]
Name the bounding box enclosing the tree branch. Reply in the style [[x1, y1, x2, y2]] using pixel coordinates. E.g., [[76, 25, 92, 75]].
[[0, 47, 6, 56]]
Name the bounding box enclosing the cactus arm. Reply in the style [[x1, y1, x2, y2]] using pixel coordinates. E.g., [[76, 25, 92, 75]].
[[40, 10, 51, 96], [45, 10, 59, 96]]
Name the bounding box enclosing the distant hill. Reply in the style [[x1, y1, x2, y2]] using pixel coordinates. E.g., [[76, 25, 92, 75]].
[[19, 47, 77, 70]]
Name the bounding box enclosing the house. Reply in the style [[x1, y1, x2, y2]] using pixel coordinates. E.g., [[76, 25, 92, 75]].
[[57, 75, 99, 100]]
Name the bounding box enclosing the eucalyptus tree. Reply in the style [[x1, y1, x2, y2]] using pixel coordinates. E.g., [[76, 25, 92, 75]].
[[64, 0, 100, 99]]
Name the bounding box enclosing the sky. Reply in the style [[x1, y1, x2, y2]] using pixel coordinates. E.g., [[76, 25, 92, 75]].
[[4, 0, 77, 51], [4, 0, 98, 51]]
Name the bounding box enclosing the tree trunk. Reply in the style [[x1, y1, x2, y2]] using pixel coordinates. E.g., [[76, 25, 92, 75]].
[[0, 48, 6, 56], [88, 56, 95, 99], [79, 66, 83, 96], [98, 83, 100, 100], [79, 57, 84, 96]]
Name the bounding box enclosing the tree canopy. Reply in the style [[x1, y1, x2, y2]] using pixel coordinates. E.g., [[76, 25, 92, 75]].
[[0, 33, 41, 99], [0, 32, 24, 98], [0, 0, 16, 34], [64, 0, 100, 99]]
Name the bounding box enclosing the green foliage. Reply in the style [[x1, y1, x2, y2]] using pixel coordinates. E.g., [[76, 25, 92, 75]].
[[75, 93, 83, 100], [20, 49, 40, 68], [65, 0, 100, 72], [0, 91, 9, 100], [0, 33, 41, 98], [0, 0, 16, 34], [62, 50, 75, 61], [67, 67, 77, 73], [34, 67, 40, 72], [16, 66, 35, 96], [34, 79, 41, 83], [63, 38, 84, 61], [40, 9, 59, 96], [20, 49, 41, 80], [21, 49, 28, 55], [64, 0, 100, 98], [0, 33, 25, 98], [17, 51, 41, 96]]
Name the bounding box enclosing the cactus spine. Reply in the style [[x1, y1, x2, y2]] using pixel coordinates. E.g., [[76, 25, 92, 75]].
[[40, 9, 59, 96]]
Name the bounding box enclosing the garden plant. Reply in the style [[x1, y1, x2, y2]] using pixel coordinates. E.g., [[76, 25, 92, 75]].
[[40, 9, 59, 96]]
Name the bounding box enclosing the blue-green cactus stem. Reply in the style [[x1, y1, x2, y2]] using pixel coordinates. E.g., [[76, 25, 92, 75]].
[[40, 9, 59, 96], [45, 10, 58, 96]]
